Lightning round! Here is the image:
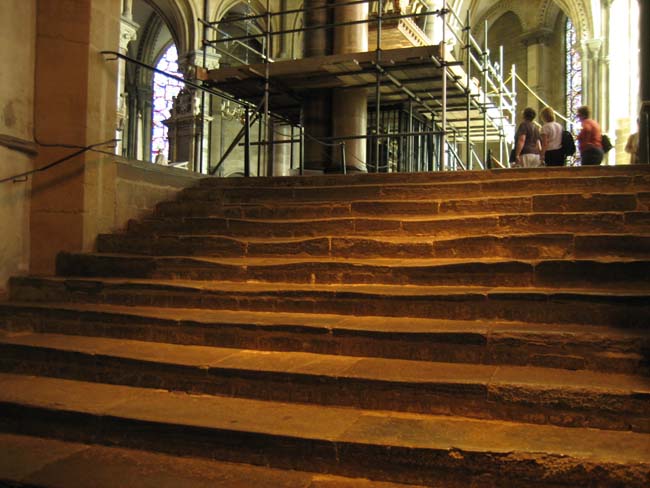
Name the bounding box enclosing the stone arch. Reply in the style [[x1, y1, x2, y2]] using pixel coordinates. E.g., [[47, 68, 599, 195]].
[[212, 0, 277, 34], [144, 0, 199, 56], [538, 0, 592, 40], [471, 1, 529, 41]]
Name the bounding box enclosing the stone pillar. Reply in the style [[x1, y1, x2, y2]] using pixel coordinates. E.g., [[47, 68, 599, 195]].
[[302, 0, 333, 172], [116, 16, 138, 156], [31, 0, 120, 274], [422, 0, 444, 45], [519, 29, 552, 114], [331, 0, 368, 172], [639, 0, 650, 163], [600, 0, 612, 136], [583, 38, 603, 121], [272, 123, 293, 176]]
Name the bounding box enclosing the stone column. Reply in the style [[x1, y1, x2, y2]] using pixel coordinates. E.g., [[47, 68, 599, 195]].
[[302, 0, 333, 172], [331, 0, 368, 172], [639, 0, 650, 163], [422, 0, 444, 45], [116, 16, 138, 157], [600, 0, 612, 136], [31, 0, 120, 274], [519, 29, 552, 114], [583, 38, 603, 121], [272, 122, 293, 176]]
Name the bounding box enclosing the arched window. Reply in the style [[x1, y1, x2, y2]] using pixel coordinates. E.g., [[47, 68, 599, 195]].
[[151, 44, 184, 161], [565, 17, 582, 130]]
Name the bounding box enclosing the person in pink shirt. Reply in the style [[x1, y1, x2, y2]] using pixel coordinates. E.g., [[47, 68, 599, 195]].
[[576, 105, 603, 165]]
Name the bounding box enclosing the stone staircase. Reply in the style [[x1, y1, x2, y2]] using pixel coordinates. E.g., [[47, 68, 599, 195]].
[[1, 165, 649, 487]]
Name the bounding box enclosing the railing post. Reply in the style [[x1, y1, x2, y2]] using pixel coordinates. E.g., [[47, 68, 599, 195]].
[[340, 142, 347, 174], [244, 107, 251, 177]]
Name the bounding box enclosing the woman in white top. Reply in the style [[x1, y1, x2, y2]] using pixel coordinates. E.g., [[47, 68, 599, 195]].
[[540, 107, 565, 166]]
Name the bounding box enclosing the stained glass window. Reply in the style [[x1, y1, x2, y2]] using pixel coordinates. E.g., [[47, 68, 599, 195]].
[[151, 45, 184, 161], [565, 17, 582, 132]]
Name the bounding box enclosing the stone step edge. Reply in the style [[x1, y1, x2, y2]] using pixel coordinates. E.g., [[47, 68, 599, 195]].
[[0, 374, 648, 487], [11, 275, 650, 297], [53, 254, 650, 291], [3, 331, 648, 432], [196, 165, 650, 186], [192, 170, 650, 190], [162, 192, 647, 209], [0, 432, 428, 488], [58, 252, 650, 266], [2, 330, 646, 398], [3, 301, 648, 342], [1, 302, 646, 374], [9, 277, 649, 328], [136, 210, 648, 224]]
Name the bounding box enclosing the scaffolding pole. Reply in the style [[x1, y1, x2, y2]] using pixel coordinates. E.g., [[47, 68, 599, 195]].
[[375, 0, 383, 172], [482, 20, 488, 167], [441, 7, 447, 171], [465, 10, 471, 169]]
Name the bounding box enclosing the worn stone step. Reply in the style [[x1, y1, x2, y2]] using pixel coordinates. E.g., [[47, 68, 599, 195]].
[[0, 373, 648, 487], [0, 434, 425, 488], [180, 174, 650, 203], [1, 331, 649, 432], [1, 303, 646, 374], [96, 232, 650, 260], [54, 253, 650, 290], [0, 433, 428, 488], [126, 211, 650, 238], [155, 192, 644, 219], [197, 165, 650, 188], [178, 176, 650, 203], [9, 276, 650, 328]]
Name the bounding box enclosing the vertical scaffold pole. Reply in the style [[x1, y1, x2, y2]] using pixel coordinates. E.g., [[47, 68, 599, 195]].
[[199, 0, 209, 174], [375, 0, 383, 172], [290, 124, 294, 171], [244, 107, 251, 177], [511, 62, 517, 137], [465, 10, 471, 169], [482, 20, 488, 167], [299, 108, 304, 175], [441, 7, 447, 171], [499, 45, 504, 165], [264, 0, 271, 176]]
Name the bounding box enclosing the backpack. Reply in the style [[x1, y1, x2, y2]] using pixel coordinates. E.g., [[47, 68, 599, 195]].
[[601, 134, 613, 153], [561, 130, 576, 157]]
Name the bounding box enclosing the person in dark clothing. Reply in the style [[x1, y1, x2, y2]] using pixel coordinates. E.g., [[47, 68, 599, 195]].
[[514, 107, 542, 167], [576, 105, 604, 165]]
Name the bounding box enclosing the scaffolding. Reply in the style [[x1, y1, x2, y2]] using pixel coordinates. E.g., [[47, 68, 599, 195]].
[[197, 0, 517, 175]]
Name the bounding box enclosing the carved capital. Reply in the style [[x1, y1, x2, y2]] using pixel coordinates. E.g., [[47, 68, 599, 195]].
[[519, 28, 553, 47], [178, 50, 221, 79], [119, 17, 139, 52], [583, 38, 603, 59]]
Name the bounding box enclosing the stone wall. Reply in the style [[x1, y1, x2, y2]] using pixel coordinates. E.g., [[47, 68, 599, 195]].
[[88, 157, 202, 239], [0, 0, 36, 296]]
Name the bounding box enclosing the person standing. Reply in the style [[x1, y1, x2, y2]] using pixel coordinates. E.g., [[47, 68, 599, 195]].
[[539, 107, 565, 166], [625, 119, 640, 164], [576, 105, 603, 165], [514, 107, 542, 167]]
